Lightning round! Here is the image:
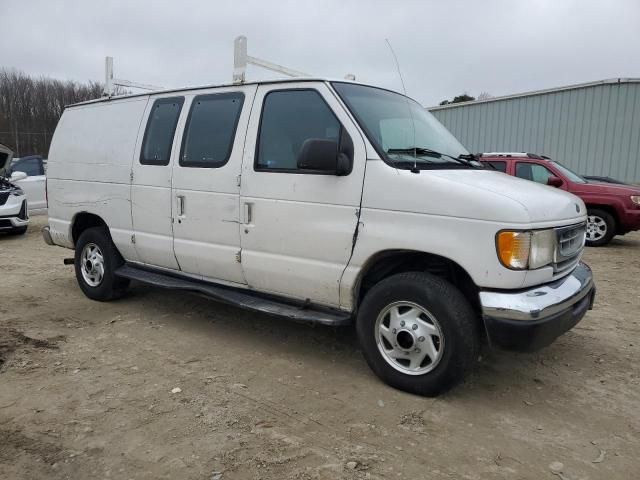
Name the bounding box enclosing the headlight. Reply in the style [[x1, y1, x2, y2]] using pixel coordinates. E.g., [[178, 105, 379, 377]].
[[631, 195, 640, 206], [497, 229, 556, 270]]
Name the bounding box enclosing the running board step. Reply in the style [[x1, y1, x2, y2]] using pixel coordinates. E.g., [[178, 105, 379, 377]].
[[115, 264, 352, 327]]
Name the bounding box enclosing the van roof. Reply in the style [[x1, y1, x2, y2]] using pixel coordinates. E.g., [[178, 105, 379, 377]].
[[67, 77, 392, 108]]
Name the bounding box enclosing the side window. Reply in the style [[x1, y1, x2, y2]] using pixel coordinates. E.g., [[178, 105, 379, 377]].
[[180, 92, 244, 168], [516, 162, 553, 184], [13, 158, 43, 176], [487, 161, 506, 172], [256, 89, 344, 172], [140, 97, 184, 165]]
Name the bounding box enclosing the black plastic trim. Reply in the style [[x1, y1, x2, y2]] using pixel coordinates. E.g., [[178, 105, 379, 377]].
[[484, 285, 595, 351], [115, 264, 353, 326]]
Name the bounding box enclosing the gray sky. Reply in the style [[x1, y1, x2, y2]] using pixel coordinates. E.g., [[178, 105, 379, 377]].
[[1, 0, 639, 106]]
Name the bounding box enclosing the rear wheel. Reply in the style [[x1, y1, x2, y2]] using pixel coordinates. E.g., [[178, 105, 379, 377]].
[[356, 272, 479, 396], [74, 226, 129, 301], [586, 208, 616, 247]]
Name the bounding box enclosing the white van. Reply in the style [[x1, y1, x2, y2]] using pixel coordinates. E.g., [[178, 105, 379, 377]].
[[42, 79, 595, 395]]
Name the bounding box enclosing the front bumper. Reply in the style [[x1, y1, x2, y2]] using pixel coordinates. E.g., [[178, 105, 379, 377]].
[[479, 262, 595, 351], [0, 198, 29, 231]]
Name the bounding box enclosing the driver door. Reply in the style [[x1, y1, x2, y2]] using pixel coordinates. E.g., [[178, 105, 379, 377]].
[[238, 82, 367, 307]]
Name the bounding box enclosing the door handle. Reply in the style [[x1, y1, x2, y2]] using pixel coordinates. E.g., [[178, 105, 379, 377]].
[[243, 203, 252, 224], [177, 195, 185, 217]]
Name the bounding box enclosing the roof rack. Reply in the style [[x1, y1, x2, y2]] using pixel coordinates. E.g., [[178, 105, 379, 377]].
[[103, 56, 162, 97], [233, 36, 310, 84], [481, 152, 551, 160], [482, 152, 529, 157], [232, 36, 356, 84], [98, 37, 358, 100]]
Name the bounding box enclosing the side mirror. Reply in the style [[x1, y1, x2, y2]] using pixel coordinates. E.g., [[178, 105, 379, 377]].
[[10, 171, 27, 182], [547, 176, 563, 188], [297, 139, 351, 175]]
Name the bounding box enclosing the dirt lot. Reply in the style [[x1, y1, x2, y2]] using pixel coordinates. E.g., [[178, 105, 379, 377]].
[[1, 216, 638, 480]]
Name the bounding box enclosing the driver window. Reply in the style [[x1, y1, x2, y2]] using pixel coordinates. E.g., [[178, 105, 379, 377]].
[[256, 89, 342, 172]]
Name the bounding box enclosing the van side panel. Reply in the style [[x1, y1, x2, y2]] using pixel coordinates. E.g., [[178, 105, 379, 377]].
[[47, 97, 149, 261]]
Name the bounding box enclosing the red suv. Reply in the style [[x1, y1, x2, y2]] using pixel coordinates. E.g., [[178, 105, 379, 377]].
[[479, 153, 640, 246]]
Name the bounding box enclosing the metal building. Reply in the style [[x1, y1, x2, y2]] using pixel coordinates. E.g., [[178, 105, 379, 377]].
[[429, 78, 640, 183]]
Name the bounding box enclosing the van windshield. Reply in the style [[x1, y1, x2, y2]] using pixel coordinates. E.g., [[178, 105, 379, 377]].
[[332, 82, 469, 167]]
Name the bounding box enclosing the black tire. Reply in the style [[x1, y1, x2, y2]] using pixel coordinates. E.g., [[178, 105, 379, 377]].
[[7, 226, 27, 235], [356, 272, 479, 396], [586, 208, 616, 247], [74, 226, 129, 301]]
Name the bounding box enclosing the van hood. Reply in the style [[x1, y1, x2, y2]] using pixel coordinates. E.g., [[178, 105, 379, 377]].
[[426, 169, 586, 224], [0, 143, 13, 177]]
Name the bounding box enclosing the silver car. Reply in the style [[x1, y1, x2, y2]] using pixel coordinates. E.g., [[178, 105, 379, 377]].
[[0, 143, 29, 235]]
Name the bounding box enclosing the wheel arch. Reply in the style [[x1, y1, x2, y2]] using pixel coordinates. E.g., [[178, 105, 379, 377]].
[[585, 203, 618, 220], [353, 250, 481, 315], [585, 204, 621, 234], [71, 211, 108, 246]]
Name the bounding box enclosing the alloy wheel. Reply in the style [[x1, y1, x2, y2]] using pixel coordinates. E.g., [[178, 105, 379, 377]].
[[586, 215, 607, 242], [374, 301, 444, 375], [80, 242, 105, 287]]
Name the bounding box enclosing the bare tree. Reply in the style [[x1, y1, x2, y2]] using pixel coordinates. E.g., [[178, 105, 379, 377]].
[[477, 92, 493, 101], [439, 93, 475, 106], [0, 68, 103, 157]]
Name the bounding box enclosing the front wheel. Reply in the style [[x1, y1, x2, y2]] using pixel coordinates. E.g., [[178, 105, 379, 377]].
[[586, 208, 616, 247], [356, 272, 479, 396], [74, 226, 129, 301]]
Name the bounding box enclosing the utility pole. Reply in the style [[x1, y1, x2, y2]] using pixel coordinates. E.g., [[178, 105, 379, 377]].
[[14, 120, 19, 157]]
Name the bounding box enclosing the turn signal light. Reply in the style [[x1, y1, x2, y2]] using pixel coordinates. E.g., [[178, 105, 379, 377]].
[[497, 231, 531, 269]]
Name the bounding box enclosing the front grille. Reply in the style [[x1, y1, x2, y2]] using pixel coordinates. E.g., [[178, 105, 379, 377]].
[[0, 219, 11, 229], [553, 223, 586, 274], [0, 191, 9, 206]]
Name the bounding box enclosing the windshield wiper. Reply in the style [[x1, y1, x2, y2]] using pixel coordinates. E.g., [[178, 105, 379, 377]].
[[386, 147, 482, 169]]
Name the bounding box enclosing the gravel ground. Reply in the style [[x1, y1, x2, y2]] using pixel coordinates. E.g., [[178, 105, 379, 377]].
[[1, 216, 638, 480]]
